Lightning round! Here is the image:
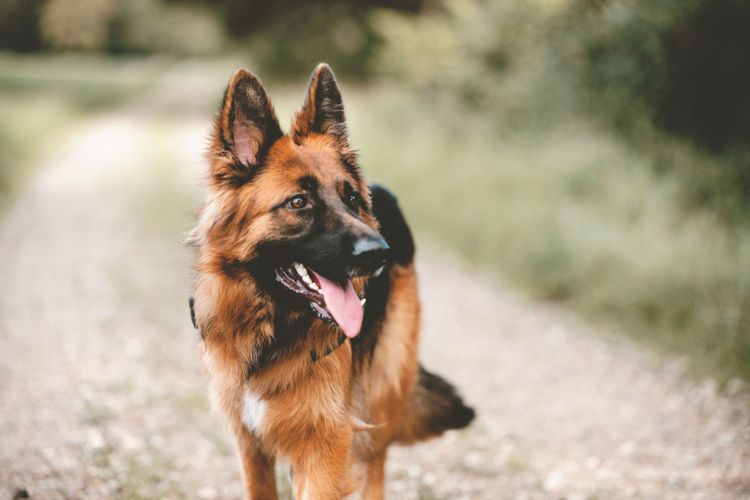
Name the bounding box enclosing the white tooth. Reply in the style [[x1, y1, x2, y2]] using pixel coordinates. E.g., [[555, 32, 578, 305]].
[[373, 266, 384, 277], [294, 263, 306, 275], [302, 274, 312, 284], [360, 298, 366, 306], [309, 282, 320, 291]]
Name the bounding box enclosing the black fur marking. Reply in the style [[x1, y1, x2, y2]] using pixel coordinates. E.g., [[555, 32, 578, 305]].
[[217, 84, 232, 152], [189, 296, 197, 329], [312, 67, 346, 137], [226, 168, 260, 188], [219, 258, 256, 280], [370, 184, 415, 265], [299, 175, 319, 192], [352, 265, 391, 367], [246, 304, 326, 378], [351, 185, 415, 366], [340, 155, 362, 183], [311, 333, 347, 363]]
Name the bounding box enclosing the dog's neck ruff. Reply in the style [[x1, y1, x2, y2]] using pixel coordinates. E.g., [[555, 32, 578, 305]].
[[310, 333, 347, 362], [189, 296, 347, 363]]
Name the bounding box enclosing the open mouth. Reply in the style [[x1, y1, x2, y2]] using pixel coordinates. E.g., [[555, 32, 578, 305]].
[[275, 262, 366, 339]]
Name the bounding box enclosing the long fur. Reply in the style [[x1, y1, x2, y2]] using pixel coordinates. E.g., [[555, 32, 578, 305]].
[[191, 64, 474, 499]]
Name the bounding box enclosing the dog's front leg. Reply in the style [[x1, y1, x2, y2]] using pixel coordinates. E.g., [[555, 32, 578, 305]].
[[361, 451, 387, 500], [291, 428, 353, 500], [235, 425, 278, 500]]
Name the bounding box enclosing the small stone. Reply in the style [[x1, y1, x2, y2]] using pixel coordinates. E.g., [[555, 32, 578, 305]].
[[584, 456, 601, 469], [407, 464, 421, 478], [196, 486, 217, 499], [617, 440, 637, 457], [566, 494, 587, 500], [463, 451, 482, 468], [543, 470, 566, 492], [87, 429, 105, 450]]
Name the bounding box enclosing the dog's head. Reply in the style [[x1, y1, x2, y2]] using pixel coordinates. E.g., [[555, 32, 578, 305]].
[[196, 64, 388, 339]]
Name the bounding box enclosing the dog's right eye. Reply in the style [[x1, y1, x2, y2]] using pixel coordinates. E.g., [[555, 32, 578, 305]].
[[287, 194, 310, 210]]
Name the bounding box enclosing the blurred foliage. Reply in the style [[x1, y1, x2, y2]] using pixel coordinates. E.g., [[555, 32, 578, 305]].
[[373, 0, 750, 218], [0, 0, 44, 51], [0, 0, 225, 55], [561, 0, 750, 153], [247, 2, 383, 80], [106, 0, 224, 55], [199, 0, 422, 80], [41, 0, 117, 50], [182, 0, 422, 38], [0, 0, 420, 75]]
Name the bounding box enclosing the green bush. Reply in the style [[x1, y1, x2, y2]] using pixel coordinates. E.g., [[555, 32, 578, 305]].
[[554, 0, 750, 213], [559, 0, 750, 152], [374, 0, 750, 216]]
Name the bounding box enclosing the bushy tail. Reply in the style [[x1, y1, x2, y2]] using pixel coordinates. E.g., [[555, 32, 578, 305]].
[[396, 365, 475, 444]]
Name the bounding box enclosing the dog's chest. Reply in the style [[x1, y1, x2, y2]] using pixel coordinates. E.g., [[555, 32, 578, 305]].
[[242, 389, 267, 433]]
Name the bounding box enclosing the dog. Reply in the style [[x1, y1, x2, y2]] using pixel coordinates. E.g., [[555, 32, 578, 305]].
[[189, 63, 474, 499]]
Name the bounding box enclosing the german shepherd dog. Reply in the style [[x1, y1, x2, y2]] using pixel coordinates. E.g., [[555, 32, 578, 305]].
[[190, 64, 474, 499]]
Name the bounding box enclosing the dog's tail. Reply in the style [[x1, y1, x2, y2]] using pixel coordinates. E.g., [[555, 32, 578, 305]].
[[395, 365, 475, 443]]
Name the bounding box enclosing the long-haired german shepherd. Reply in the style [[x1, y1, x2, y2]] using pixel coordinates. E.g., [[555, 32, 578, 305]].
[[190, 64, 474, 499]]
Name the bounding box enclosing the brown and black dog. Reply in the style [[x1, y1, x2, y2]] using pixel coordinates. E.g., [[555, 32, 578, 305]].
[[190, 63, 474, 499]]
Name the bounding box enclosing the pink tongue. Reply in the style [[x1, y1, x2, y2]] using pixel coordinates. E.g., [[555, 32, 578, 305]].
[[311, 271, 363, 338]]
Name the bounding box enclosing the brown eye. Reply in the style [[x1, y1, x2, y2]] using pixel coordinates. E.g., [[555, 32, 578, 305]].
[[287, 194, 309, 210], [346, 193, 359, 210]]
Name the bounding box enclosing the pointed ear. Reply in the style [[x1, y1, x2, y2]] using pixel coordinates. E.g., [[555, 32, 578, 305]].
[[213, 69, 282, 179], [291, 63, 349, 145]]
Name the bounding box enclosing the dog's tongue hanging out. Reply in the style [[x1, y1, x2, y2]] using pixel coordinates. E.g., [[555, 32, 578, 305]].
[[311, 271, 363, 339]]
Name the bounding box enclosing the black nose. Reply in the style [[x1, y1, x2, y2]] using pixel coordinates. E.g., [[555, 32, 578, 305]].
[[351, 235, 390, 272]]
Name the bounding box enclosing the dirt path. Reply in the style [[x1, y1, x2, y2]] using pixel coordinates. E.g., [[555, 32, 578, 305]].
[[1, 77, 749, 499]]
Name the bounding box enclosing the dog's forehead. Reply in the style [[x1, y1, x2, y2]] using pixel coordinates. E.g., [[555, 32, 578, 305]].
[[263, 136, 355, 190]]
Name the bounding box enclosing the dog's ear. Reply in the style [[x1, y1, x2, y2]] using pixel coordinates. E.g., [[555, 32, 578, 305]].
[[291, 63, 349, 146], [212, 69, 282, 182]]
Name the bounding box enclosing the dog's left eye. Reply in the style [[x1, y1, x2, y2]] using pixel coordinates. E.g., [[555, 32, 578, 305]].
[[287, 194, 310, 210], [346, 193, 359, 210]]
